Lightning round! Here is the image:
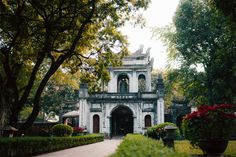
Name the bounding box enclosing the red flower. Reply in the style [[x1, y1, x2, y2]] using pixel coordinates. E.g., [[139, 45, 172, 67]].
[[223, 113, 236, 119], [182, 103, 236, 147], [186, 104, 235, 120], [74, 127, 85, 133], [215, 104, 233, 109]]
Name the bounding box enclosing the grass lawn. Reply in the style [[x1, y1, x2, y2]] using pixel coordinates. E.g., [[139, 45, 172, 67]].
[[175, 140, 236, 157], [111, 134, 236, 157]]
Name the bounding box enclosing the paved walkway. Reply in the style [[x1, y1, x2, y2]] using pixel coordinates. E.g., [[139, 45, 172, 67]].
[[34, 139, 122, 157]]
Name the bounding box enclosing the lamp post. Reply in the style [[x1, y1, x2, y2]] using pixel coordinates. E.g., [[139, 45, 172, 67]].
[[163, 125, 178, 149]]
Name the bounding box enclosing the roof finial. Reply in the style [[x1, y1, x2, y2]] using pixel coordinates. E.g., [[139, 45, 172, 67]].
[[135, 44, 144, 54], [146, 47, 151, 55]]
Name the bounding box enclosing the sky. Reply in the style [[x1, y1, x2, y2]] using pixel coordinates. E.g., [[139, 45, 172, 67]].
[[121, 0, 180, 69]]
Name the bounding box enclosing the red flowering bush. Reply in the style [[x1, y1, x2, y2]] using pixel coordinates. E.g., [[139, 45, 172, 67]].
[[182, 104, 236, 147], [73, 127, 85, 133]]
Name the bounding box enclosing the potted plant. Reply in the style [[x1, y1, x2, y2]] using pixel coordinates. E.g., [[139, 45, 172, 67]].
[[73, 126, 85, 136], [182, 104, 236, 156]]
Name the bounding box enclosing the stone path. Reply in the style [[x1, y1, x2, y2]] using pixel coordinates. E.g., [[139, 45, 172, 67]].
[[34, 139, 121, 157]]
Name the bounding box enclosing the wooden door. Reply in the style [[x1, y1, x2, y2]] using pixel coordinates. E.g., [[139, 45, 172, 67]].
[[93, 115, 100, 133], [145, 115, 151, 127]]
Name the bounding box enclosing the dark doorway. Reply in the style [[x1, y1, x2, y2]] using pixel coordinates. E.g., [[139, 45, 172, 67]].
[[111, 106, 133, 136], [93, 115, 100, 133], [145, 115, 151, 127]]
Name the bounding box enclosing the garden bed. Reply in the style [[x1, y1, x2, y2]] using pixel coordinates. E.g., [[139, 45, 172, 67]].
[[0, 134, 104, 156]]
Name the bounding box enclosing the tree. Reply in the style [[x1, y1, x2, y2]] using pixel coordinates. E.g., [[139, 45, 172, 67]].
[[163, 70, 187, 106], [0, 0, 150, 133], [209, 0, 236, 24], [41, 83, 78, 115], [155, 0, 236, 105], [19, 106, 45, 122]]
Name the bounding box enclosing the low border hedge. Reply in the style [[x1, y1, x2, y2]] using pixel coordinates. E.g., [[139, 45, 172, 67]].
[[0, 134, 104, 156]]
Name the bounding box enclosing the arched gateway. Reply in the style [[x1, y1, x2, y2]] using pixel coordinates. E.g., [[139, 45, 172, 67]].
[[77, 47, 165, 137], [111, 106, 133, 136]]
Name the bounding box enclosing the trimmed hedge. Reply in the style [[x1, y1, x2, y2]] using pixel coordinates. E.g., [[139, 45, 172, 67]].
[[0, 134, 104, 156], [146, 122, 180, 140], [110, 134, 188, 157], [51, 124, 73, 137]]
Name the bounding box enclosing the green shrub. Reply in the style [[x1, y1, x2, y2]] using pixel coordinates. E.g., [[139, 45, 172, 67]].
[[146, 122, 179, 140], [110, 134, 188, 157], [146, 126, 159, 139], [0, 134, 104, 156], [51, 124, 73, 137]]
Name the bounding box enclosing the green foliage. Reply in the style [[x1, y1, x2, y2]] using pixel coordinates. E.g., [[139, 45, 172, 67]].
[[154, 0, 236, 105], [163, 70, 188, 107], [19, 107, 34, 122], [41, 82, 78, 115], [0, 134, 104, 156], [146, 122, 179, 140], [19, 107, 45, 122], [165, 69, 208, 105], [174, 0, 236, 105], [208, 0, 236, 24], [110, 134, 188, 157], [51, 124, 73, 137]]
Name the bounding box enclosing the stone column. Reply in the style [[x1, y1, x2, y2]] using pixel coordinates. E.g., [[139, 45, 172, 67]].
[[157, 98, 164, 124], [78, 83, 89, 131], [156, 74, 165, 124], [108, 71, 117, 92], [132, 71, 138, 92], [146, 67, 152, 92]]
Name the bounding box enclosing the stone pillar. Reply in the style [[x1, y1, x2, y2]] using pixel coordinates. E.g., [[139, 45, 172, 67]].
[[133, 116, 138, 133], [106, 104, 113, 138], [156, 74, 165, 124], [131, 71, 138, 92], [108, 71, 117, 93], [157, 98, 164, 124], [78, 83, 89, 131], [146, 67, 152, 92]]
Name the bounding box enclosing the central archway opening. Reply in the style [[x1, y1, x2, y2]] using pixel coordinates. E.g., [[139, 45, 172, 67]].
[[111, 106, 133, 136]]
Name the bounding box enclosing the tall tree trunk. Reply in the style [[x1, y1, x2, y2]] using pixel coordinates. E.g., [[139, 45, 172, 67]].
[[19, 57, 67, 133], [1, 82, 19, 128], [0, 95, 10, 128], [0, 76, 8, 128]]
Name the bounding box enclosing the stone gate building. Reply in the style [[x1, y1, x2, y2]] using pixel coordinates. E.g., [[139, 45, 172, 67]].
[[77, 48, 164, 137]]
